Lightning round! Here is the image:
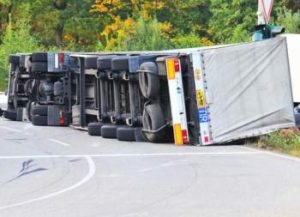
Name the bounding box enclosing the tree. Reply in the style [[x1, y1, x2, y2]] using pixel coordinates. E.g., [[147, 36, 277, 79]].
[[209, 0, 257, 44], [275, 7, 300, 33], [0, 18, 43, 89]]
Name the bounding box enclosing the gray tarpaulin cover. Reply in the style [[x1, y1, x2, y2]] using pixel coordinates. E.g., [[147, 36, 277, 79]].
[[202, 37, 295, 143]]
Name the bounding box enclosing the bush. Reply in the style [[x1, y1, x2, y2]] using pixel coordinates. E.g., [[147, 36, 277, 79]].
[[275, 7, 300, 33], [257, 128, 300, 157], [102, 16, 172, 51]]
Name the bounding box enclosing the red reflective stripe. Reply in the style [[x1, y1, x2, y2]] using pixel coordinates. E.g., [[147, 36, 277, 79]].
[[59, 110, 65, 126], [59, 53, 64, 64], [174, 59, 180, 72], [204, 136, 209, 143], [182, 130, 188, 143]]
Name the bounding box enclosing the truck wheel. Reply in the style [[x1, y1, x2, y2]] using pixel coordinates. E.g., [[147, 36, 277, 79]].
[[143, 103, 165, 130], [142, 103, 166, 142], [31, 104, 48, 116], [139, 72, 160, 100], [101, 125, 118, 139], [9, 55, 20, 65], [31, 62, 48, 72], [32, 115, 48, 126], [117, 127, 135, 141], [26, 101, 33, 121], [32, 53, 48, 62], [3, 110, 17, 121], [111, 57, 129, 71], [88, 122, 103, 136]]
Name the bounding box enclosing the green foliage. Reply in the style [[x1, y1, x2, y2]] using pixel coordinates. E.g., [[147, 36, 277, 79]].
[[258, 129, 300, 157], [208, 0, 256, 44], [276, 7, 300, 33], [171, 33, 206, 48], [104, 16, 172, 51], [0, 20, 43, 90], [124, 17, 171, 51]]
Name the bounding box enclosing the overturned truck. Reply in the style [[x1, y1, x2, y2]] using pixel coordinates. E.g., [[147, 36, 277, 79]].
[[137, 37, 295, 145], [2, 37, 295, 145]]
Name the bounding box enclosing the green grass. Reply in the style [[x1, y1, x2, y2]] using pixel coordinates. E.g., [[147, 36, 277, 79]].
[[257, 128, 300, 157]]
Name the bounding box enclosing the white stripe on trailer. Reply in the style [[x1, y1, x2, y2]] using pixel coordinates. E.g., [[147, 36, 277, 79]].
[[55, 53, 59, 68], [166, 58, 189, 145], [191, 52, 211, 145]]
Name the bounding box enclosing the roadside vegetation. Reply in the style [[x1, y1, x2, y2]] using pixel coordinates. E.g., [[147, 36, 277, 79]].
[[256, 128, 300, 157]]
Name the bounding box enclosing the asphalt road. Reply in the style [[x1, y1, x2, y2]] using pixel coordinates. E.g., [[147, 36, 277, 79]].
[[1, 94, 300, 217], [0, 119, 300, 217]]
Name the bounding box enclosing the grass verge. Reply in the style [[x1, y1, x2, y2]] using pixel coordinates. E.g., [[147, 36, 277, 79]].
[[256, 128, 300, 157]]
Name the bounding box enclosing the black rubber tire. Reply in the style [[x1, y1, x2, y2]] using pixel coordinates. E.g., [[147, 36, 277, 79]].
[[101, 125, 118, 138], [84, 57, 98, 69], [139, 72, 160, 100], [9, 55, 20, 65], [88, 122, 103, 136], [142, 103, 165, 142], [117, 127, 136, 141], [31, 104, 48, 116], [32, 115, 48, 126], [143, 103, 165, 130], [3, 110, 17, 121], [26, 101, 33, 121], [32, 53, 48, 62], [111, 56, 129, 71], [0, 108, 3, 117], [97, 56, 115, 70], [31, 62, 48, 72]]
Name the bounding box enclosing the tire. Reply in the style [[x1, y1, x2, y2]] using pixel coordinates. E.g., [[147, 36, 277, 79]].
[[97, 56, 115, 70], [32, 115, 48, 126], [32, 53, 48, 62], [142, 103, 166, 142], [84, 57, 98, 69], [111, 56, 129, 71], [117, 127, 135, 141], [9, 55, 20, 65], [3, 110, 17, 121], [101, 125, 118, 139], [31, 62, 48, 72], [139, 68, 160, 100], [26, 101, 33, 121], [0, 108, 3, 117], [88, 122, 103, 136], [31, 104, 48, 116]]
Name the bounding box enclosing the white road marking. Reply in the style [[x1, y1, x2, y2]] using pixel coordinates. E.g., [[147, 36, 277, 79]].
[[0, 151, 261, 160], [0, 126, 22, 133], [48, 138, 70, 147], [0, 156, 96, 211], [242, 145, 300, 163]]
